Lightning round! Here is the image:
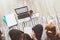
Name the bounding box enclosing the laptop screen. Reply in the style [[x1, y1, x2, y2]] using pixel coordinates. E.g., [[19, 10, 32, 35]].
[[15, 6, 30, 19]]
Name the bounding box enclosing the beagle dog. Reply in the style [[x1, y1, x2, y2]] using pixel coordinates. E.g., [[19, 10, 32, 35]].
[[45, 23, 60, 40]]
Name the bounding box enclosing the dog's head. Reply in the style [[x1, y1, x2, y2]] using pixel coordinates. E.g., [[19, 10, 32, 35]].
[[45, 23, 56, 38]]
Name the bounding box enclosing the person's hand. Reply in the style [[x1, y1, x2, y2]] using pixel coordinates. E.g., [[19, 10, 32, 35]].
[[31, 31, 37, 40]]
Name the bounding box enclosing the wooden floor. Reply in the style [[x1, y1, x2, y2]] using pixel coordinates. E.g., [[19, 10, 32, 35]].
[[0, 0, 60, 26], [0, 0, 60, 40], [0, 14, 60, 40]]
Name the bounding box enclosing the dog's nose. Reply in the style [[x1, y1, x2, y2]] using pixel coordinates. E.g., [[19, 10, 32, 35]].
[[47, 31, 52, 33]]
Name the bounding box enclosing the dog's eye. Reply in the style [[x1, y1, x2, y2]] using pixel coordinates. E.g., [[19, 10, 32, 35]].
[[47, 31, 52, 33], [45, 30, 47, 32]]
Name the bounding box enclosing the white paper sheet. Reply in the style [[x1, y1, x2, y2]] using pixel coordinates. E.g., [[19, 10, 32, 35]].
[[3, 13, 17, 27], [24, 27, 32, 38]]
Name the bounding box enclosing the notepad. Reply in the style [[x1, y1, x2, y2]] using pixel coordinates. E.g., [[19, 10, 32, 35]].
[[3, 13, 17, 28]]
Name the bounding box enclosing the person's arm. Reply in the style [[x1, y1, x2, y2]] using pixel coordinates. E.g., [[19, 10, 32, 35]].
[[32, 32, 37, 40], [32, 37, 37, 40]]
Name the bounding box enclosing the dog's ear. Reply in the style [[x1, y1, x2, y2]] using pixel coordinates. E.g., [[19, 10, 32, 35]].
[[45, 23, 56, 29], [45, 24, 50, 30], [45, 23, 51, 30], [45, 25, 48, 30]]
